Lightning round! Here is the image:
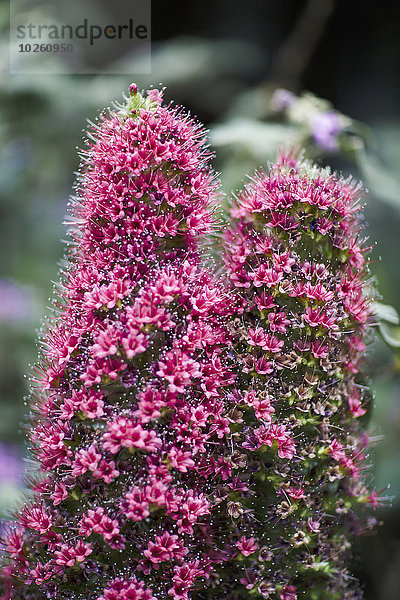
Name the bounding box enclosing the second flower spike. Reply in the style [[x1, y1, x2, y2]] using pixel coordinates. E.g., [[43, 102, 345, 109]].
[[222, 151, 377, 599]]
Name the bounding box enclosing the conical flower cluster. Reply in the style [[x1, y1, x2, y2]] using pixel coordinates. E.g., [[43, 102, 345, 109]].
[[221, 152, 378, 599], [1, 89, 380, 600], [0, 87, 236, 600]]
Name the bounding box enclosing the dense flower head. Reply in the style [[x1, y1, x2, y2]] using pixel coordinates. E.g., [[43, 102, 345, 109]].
[[0, 86, 236, 600], [0, 86, 382, 600], [221, 151, 378, 599]]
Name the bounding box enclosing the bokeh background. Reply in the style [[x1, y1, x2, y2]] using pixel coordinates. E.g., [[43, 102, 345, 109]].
[[1, 0, 400, 597]]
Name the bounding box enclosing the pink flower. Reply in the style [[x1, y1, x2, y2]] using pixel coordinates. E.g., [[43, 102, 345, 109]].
[[151, 271, 185, 302], [93, 458, 120, 483], [348, 388, 367, 417], [121, 487, 150, 522], [223, 150, 375, 599], [98, 577, 157, 600], [311, 339, 329, 358], [366, 488, 390, 510], [29, 561, 54, 585], [245, 390, 275, 421], [329, 439, 346, 461], [121, 329, 148, 359], [4, 527, 25, 558], [190, 285, 223, 314], [51, 482, 68, 506], [168, 560, 206, 599], [32, 421, 72, 470], [255, 291, 276, 311], [250, 264, 283, 288], [84, 278, 131, 310], [247, 327, 283, 352], [168, 447, 195, 472], [20, 505, 52, 534], [272, 251, 295, 273], [237, 535, 258, 556], [156, 349, 201, 393], [71, 444, 102, 477], [277, 438, 296, 459], [54, 541, 92, 567], [102, 417, 162, 454], [79, 507, 121, 542], [280, 584, 298, 600], [248, 327, 267, 348], [167, 489, 210, 535], [268, 311, 291, 333], [304, 306, 325, 328], [0, 84, 237, 599], [280, 486, 306, 501], [146, 88, 163, 104], [304, 282, 334, 302], [143, 532, 188, 565], [256, 356, 274, 374], [80, 390, 105, 419], [91, 325, 119, 359]]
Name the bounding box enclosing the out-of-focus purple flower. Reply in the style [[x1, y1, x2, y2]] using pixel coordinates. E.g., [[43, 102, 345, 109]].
[[0, 444, 23, 552], [271, 88, 297, 112], [0, 444, 23, 485], [312, 111, 343, 151], [0, 280, 33, 323]]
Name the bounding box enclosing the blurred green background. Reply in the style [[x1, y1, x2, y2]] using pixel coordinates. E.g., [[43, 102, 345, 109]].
[[1, 0, 400, 597]]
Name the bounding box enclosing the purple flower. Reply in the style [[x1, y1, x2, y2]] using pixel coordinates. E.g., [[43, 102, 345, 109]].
[[312, 110, 343, 151], [271, 88, 297, 112], [0, 444, 23, 485], [0, 280, 33, 323]]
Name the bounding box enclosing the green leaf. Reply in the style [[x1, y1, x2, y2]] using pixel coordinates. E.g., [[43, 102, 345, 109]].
[[373, 303, 400, 351], [210, 118, 298, 160], [379, 323, 400, 348], [374, 302, 400, 325], [357, 151, 400, 210]]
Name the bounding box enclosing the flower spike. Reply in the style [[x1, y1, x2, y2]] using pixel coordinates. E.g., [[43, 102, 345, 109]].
[[222, 151, 377, 599], [0, 86, 235, 600]]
